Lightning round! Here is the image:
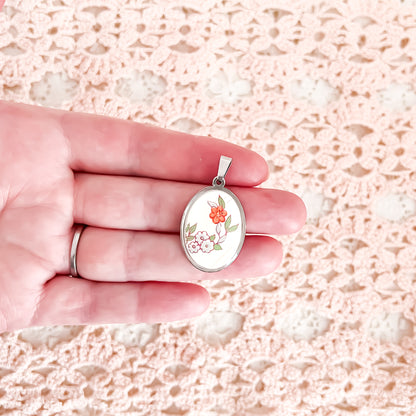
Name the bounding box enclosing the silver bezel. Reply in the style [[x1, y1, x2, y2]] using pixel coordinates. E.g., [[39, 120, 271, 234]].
[[180, 185, 246, 273]]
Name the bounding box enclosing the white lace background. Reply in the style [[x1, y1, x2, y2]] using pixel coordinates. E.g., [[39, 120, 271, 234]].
[[1, 0, 416, 414]]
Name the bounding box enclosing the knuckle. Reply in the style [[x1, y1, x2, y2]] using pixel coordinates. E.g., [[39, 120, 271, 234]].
[[135, 284, 144, 323], [78, 281, 95, 324], [0, 308, 9, 333], [123, 231, 141, 282], [73, 173, 86, 220]]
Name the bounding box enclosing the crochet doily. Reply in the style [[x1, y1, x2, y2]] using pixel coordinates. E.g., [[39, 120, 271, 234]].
[[1, 0, 416, 414]]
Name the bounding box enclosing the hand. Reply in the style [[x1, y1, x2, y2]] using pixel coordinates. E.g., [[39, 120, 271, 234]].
[[0, 100, 306, 332]]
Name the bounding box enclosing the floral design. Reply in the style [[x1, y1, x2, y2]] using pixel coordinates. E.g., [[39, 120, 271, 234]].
[[188, 241, 200, 253], [195, 231, 210, 244], [209, 206, 227, 224], [201, 240, 215, 253], [185, 194, 239, 254]]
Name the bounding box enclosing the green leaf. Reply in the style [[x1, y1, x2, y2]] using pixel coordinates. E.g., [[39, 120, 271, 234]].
[[218, 195, 225, 208], [209, 234, 215, 241], [214, 244, 222, 250], [186, 236, 195, 241], [225, 215, 231, 231], [185, 223, 190, 232], [228, 224, 239, 232], [189, 223, 197, 234]]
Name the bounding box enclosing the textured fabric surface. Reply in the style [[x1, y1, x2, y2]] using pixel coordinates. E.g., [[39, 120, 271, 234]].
[[1, 0, 416, 414]]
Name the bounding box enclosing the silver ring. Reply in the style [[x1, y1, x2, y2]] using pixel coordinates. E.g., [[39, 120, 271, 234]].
[[69, 224, 87, 278]]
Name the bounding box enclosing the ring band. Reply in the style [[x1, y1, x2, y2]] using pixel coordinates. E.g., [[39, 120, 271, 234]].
[[69, 224, 87, 278]]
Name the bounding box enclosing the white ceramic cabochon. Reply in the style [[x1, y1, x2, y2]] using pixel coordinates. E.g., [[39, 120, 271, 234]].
[[182, 188, 244, 271]]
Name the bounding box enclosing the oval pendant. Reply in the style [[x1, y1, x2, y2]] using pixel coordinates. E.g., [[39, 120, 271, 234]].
[[180, 156, 246, 272]]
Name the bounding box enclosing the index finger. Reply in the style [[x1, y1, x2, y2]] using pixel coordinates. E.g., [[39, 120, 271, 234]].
[[61, 109, 269, 186]]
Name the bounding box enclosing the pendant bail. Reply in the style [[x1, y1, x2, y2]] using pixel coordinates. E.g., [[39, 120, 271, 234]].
[[212, 155, 232, 187], [218, 155, 232, 178]]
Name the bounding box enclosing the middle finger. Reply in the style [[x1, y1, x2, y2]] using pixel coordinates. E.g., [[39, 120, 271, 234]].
[[73, 173, 305, 235]]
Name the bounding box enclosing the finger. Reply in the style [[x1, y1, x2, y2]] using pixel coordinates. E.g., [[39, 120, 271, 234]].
[[74, 173, 306, 235], [30, 276, 210, 326], [0, 100, 268, 185], [73, 227, 282, 282], [60, 107, 268, 186]]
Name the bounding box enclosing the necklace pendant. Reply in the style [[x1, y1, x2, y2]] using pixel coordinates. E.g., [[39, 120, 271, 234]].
[[180, 155, 246, 272]]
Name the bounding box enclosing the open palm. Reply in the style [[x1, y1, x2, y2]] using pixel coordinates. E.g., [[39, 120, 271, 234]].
[[0, 100, 306, 333]]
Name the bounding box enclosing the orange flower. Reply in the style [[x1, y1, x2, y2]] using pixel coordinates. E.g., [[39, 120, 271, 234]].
[[209, 206, 227, 224]]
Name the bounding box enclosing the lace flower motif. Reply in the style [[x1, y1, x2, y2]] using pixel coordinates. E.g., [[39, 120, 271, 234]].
[[207, 67, 251, 104]]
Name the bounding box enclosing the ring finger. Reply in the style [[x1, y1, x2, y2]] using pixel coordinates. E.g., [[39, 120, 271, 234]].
[[73, 227, 283, 282]]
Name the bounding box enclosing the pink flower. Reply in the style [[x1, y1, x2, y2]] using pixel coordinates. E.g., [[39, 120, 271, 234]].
[[195, 231, 210, 244], [188, 241, 200, 253], [201, 240, 214, 253]]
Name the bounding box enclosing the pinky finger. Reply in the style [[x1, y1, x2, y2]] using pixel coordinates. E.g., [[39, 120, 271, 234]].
[[30, 276, 211, 327]]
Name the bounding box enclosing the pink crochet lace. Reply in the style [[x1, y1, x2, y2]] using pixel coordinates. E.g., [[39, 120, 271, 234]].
[[1, 0, 416, 414]]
